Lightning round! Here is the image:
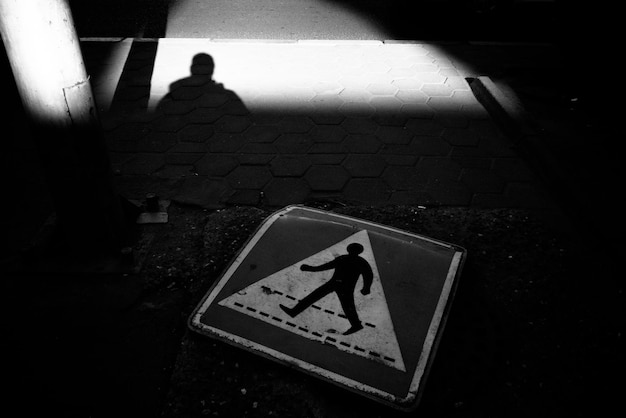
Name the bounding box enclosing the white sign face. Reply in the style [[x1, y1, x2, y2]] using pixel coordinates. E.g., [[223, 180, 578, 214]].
[[219, 230, 406, 372]]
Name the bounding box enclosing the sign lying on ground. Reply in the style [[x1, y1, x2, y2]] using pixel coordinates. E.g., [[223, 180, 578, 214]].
[[189, 205, 466, 410]]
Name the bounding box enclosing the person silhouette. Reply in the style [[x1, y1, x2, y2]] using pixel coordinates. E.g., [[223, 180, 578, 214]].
[[280, 243, 373, 335], [156, 53, 248, 117]]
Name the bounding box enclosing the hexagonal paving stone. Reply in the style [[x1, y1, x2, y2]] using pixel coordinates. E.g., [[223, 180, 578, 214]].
[[209, 133, 248, 153], [166, 153, 204, 165], [278, 116, 314, 134], [395, 89, 429, 104], [274, 134, 314, 154], [122, 153, 165, 175], [312, 81, 343, 95], [152, 115, 189, 133], [174, 176, 232, 209], [366, 83, 399, 96], [228, 189, 262, 206], [389, 190, 434, 205], [343, 155, 387, 177], [373, 113, 410, 127], [238, 143, 277, 155], [136, 132, 177, 153], [309, 125, 347, 143], [178, 124, 215, 143], [383, 165, 429, 190], [359, 61, 391, 75], [157, 99, 196, 115], [245, 125, 281, 143], [343, 134, 381, 153], [107, 138, 137, 153], [186, 108, 223, 124], [405, 119, 445, 136], [408, 135, 452, 156], [436, 113, 471, 129], [376, 126, 413, 145], [415, 73, 446, 84], [389, 67, 417, 78], [369, 96, 404, 113], [401, 103, 436, 119], [168, 141, 209, 154], [282, 86, 317, 103], [238, 152, 274, 165], [270, 156, 312, 177], [305, 165, 350, 192], [421, 84, 455, 97], [220, 98, 251, 116], [427, 96, 463, 112], [392, 78, 423, 90], [459, 168, 506, 194], [154, 164, 195, 179], [170, 85, 204, 101], [424, 178, 472, 206], [341, 117, 379, 134], [216, 115, 252, 133], [339, 88, 372, 103], [339, 101, 375, 118], [416, 157, 463, 183], [263, 178, 311, 206], [308, 110, 346, 125], [310, 94, 345, 111], [248, 93, 288, 111], [442, 127, 480, 147], [308, 142, 348, 154], [227, 166, 272, 189], [343, 178, 391, 204], [411, 63, 439, 73], [198, 92, 230, 108], [446, 77, 471, 91], [195, 154, 239, 176]]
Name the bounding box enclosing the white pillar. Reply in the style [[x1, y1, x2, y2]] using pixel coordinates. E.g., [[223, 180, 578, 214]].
[[0, 0, 127, 252]]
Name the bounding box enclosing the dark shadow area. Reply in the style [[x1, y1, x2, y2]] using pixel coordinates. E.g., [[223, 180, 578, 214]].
[[320, 0, 561, 42], [2, 1, 622, 416], [0, 42, 54, 261], [68, 0, 171, 38], [0, 271, 183, 417]]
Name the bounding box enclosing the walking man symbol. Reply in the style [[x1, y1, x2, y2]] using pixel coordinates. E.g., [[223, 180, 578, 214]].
[[280, 243, 373, 335]]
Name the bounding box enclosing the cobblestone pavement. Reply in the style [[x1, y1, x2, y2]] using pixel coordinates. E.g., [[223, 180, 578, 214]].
[[83, 39, 554, 210]]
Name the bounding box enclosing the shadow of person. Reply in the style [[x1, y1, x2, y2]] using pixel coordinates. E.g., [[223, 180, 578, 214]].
[[156, 53, 249, 119]]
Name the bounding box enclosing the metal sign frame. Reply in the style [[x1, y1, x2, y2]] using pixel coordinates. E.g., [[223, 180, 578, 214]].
[[189, 205, 466, 410]]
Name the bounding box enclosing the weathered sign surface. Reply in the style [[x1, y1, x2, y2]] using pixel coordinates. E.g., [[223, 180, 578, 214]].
[[189, 205, 466, 410]]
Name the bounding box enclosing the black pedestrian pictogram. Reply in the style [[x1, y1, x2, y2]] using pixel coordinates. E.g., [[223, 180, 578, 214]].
[[279, 243, 373, 335], [216, 229, 408, 371]]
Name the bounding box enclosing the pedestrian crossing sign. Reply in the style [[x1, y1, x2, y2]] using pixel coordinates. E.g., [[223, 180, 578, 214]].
[[189, 205, 466, 410]]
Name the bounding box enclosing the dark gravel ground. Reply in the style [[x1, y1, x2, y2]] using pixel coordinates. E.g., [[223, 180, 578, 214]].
[[169, 204, 622, 418], [1, 200, 623, 417]]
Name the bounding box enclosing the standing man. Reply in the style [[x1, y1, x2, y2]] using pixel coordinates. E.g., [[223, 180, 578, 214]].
[[280, 243, 373, 335]]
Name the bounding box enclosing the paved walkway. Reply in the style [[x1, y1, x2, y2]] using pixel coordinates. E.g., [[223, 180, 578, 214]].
[[82, 39, 553, 210]]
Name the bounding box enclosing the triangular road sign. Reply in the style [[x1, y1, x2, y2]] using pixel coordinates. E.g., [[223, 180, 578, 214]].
[[190, 206, 466, 411], [218, 230, 406, 372]]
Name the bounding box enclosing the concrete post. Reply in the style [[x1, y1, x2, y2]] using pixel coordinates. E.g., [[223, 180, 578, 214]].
[[0, 0, 127, 252]]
